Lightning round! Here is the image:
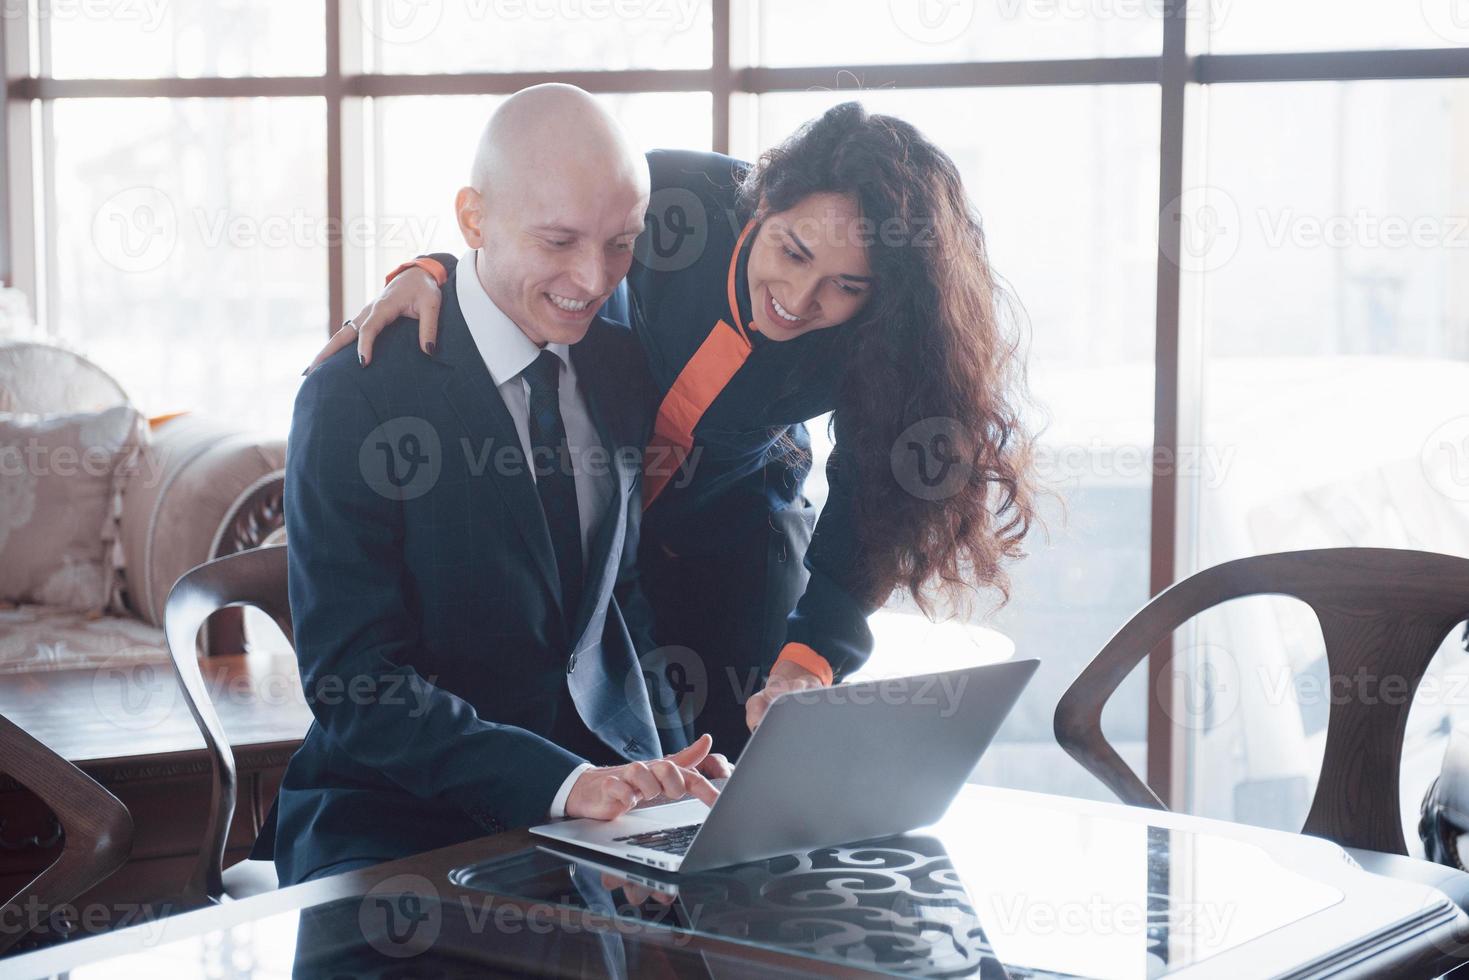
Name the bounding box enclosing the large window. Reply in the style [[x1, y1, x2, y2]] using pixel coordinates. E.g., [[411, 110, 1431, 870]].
[[49, 97, 326, 432], [362, 1, 711, 73], [1180, 78, 1469, 842], [757, 0, 1162, 63], [6, 1, 1468, 830], [361, 92, 712, 289]]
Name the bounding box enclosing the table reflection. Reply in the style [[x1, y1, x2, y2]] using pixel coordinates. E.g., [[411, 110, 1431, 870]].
[[54, 797, 1348, 980], [526, 836, 1014, 977], [450, 799, 1344, 979], [938, 798, 1343, 977]]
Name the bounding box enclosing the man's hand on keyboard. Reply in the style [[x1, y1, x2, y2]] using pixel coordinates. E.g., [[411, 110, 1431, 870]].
[[565, 733, 727, 820]]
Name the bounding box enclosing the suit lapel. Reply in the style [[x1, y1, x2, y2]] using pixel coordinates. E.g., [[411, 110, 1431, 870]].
[[436, 275, 564, 619], [567, 325, 630, 645], [565, 321, 660, 760]]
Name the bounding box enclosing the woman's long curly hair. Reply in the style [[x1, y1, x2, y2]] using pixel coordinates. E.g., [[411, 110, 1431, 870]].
[[738, 101, 1039, 616]]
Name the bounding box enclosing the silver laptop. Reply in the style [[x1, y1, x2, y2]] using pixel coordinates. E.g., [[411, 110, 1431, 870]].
[[530, 658, 1039, 873]]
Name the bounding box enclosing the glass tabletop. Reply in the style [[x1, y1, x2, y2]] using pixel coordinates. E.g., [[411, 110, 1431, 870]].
[[447, 796, 1345, 979], [38, 791, 1352, 980]]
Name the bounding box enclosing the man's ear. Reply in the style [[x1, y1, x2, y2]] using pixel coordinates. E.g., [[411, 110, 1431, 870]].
[[456, 186, 485, 247]]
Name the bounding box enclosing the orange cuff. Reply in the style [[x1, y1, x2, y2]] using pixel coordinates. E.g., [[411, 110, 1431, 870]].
[[775, 642, 834, 687], [386, 257, 447, 287]]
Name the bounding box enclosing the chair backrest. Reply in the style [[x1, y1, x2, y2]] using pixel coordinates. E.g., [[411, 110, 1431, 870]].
[[162, 545, 291, 905], [0, 714, 134, 954], [1054, 547, 1469, 855], [0, 340, 129, 415]]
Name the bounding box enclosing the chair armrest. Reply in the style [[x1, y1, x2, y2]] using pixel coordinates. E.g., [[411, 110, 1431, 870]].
[[117, 417, 286, 641], [0, 713, 134, 954]]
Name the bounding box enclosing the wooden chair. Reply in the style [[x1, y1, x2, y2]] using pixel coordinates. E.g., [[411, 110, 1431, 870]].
[[1055, 547, 1469, 907], [162, 544, 291, 907], [0, 715, 134, 955]]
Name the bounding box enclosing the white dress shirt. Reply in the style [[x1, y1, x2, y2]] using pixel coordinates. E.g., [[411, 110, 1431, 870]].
[[455, 249, 607, 818]]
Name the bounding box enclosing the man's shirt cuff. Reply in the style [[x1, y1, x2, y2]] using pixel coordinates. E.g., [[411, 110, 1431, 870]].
[[549, 762, 595, 818]]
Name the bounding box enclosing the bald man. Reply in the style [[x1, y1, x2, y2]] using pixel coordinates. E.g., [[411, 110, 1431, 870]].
[[256, 86, 727, 885]]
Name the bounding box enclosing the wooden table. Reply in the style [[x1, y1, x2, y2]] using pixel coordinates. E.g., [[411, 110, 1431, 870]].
[[5, 784, 1467, 978], [0, 652, 312, 932]]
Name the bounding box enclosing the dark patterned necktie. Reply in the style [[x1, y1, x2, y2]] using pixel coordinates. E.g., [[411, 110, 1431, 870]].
[[521, 349, 583, 623]]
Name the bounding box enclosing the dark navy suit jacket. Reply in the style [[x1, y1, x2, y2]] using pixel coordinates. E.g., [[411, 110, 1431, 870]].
[[257, 263, 671, 885]]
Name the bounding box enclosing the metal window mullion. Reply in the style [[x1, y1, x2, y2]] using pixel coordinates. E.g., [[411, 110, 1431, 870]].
[[1148, 0, 1189, 811], [741, 57, 1160, 91], [1, 3, 39, 328], [347, 69, 713, 97], [34, 1, 54, 337], [10, 76, 331, 99], [326, 0, 345, 333], [337, 1, 368, 337], [1196, 47, 1469, 84], [10, 46, 1469, 102], [0, 3, 23, 297], [711, 0, 731, 154], [36, 98, 54, 341]]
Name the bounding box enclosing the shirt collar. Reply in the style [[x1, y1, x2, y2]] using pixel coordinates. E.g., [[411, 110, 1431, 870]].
[[455, 248, 571, 386]]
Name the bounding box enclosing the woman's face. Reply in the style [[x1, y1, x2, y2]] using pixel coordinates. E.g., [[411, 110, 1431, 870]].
[[745, 192, 875, 341]]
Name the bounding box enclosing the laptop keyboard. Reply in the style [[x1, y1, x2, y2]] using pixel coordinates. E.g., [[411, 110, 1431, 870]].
[[613, 822, 703, 855]]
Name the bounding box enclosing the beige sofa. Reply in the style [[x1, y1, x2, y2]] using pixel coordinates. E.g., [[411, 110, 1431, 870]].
[[0, 341, 286, 673]]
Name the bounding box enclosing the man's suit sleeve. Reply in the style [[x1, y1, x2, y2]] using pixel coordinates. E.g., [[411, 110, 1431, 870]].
[[287, 365, 585, 833]]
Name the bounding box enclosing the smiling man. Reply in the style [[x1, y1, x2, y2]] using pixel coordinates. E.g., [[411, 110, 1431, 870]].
[[257, 85, 729, 885]]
